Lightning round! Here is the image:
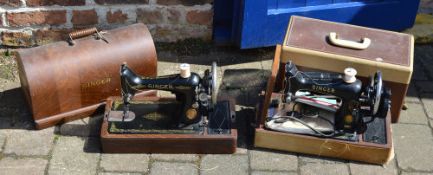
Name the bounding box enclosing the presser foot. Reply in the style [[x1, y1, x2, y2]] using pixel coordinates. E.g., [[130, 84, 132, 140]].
[[107, 110, 136, 122]]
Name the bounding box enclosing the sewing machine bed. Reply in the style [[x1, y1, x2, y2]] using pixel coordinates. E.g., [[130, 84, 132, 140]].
[[100, 96, 237, 154], [254, 45, 393, 165]]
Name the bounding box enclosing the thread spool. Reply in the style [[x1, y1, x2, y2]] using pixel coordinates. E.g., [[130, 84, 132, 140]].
[[344, 67, 357, 83], [180, 63, 191, 78]]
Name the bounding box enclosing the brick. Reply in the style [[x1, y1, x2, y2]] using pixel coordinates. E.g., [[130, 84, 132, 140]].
[[26, 0, 85, 6], [107, 10, 128, 24], [349, 159, 397, 175], [200, 155, 248, 175], [95, 0, 148, 4], [186, 9, 213, 25], [393, 124, 433, 171], [0, 157, 48, 175], [34, 29, 71, 45], [151, 154, 199, 162], [72, 9, 98, 26], [0, 0, 21, 7], [300, 163, 349, 175], [49, 137, 100, 175], [157, 0, 212, 6], [100, 154, 149, 173], [250, 150, 298, 171], [4, 128, 54, 156], [167, 8, 182, 23], [7, 11, 66, 27], [136, 8, 163, 24], [1, 31, 35, 47], [150, 162, 198, 175], [399, 103, 429, 125]]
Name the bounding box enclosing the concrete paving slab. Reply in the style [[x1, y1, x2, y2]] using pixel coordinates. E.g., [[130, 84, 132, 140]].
[[99, 173, 141, 175], [405, 14, 433, 44], [234, 147, 248, 155], [0, 132, 5, 152], [349, 159, 397, 175], [401, 172, 433, 175], [150, 162, 198, 175], [200, 155, 248, 175], [48, 136, 100, 175], [261, 59, 274, 70], [151, 154, 199, 162], [250, 150, 298, 171], [399, 103, 429, 125], [300, 163, 349, 175], [420, 93, 433, 119], [393, 124, 433, 171], [57, 116, 102, 137], [100, 154, 150, 173], [406, 83, 421, 103], [252, 171, 297, 175], [299, 154, 346, 164], [0, 157, 48, 175], [3, 128, 54, 156]]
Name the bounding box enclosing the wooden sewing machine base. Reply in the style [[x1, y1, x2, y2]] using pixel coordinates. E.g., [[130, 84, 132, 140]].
[[100, 96, 237, 154]]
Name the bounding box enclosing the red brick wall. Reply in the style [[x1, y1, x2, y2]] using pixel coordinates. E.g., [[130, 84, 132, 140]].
[[0, 0, 213, 47]]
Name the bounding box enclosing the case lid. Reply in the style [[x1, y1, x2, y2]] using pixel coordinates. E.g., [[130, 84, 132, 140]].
[[282, 16, 414, 84]]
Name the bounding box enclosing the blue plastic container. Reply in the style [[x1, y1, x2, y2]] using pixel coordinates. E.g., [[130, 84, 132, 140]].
[[213, 0, 420, 49]]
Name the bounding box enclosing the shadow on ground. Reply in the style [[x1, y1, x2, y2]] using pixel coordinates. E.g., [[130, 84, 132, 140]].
[[157, 45, 275, 66], [0, 88, 34, 129], [219, 68, 271, 149]]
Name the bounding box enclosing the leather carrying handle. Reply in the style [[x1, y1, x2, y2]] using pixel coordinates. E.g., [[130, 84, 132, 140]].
[[328, 32, 371, 50]]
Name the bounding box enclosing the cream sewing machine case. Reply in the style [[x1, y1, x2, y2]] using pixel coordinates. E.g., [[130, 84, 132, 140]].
[[280, 16, 413, 123], [254, 45, 394, 165]]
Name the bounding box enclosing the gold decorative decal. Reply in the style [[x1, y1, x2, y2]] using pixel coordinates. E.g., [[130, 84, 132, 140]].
[[311, 85, 335, 94], [143, 112, 164, 121], [81, 77, 111, 90]]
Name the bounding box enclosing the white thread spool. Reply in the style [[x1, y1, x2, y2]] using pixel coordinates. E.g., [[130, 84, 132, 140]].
[[343, 67, 357, 83], [180, 63, 191, 78]]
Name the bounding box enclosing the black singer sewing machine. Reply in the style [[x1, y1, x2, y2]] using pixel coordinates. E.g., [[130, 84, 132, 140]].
[[101, 62, 237, 154], [265, 61, 391, 140], [105, 62, 233, 134]]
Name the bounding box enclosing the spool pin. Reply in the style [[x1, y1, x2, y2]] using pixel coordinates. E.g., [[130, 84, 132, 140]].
[[180, 63, 191, 78], [343, 67, 357, 83]]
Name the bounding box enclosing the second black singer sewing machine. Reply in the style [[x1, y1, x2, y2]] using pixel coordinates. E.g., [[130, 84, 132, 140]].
[[265, 61, 391, 142]]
